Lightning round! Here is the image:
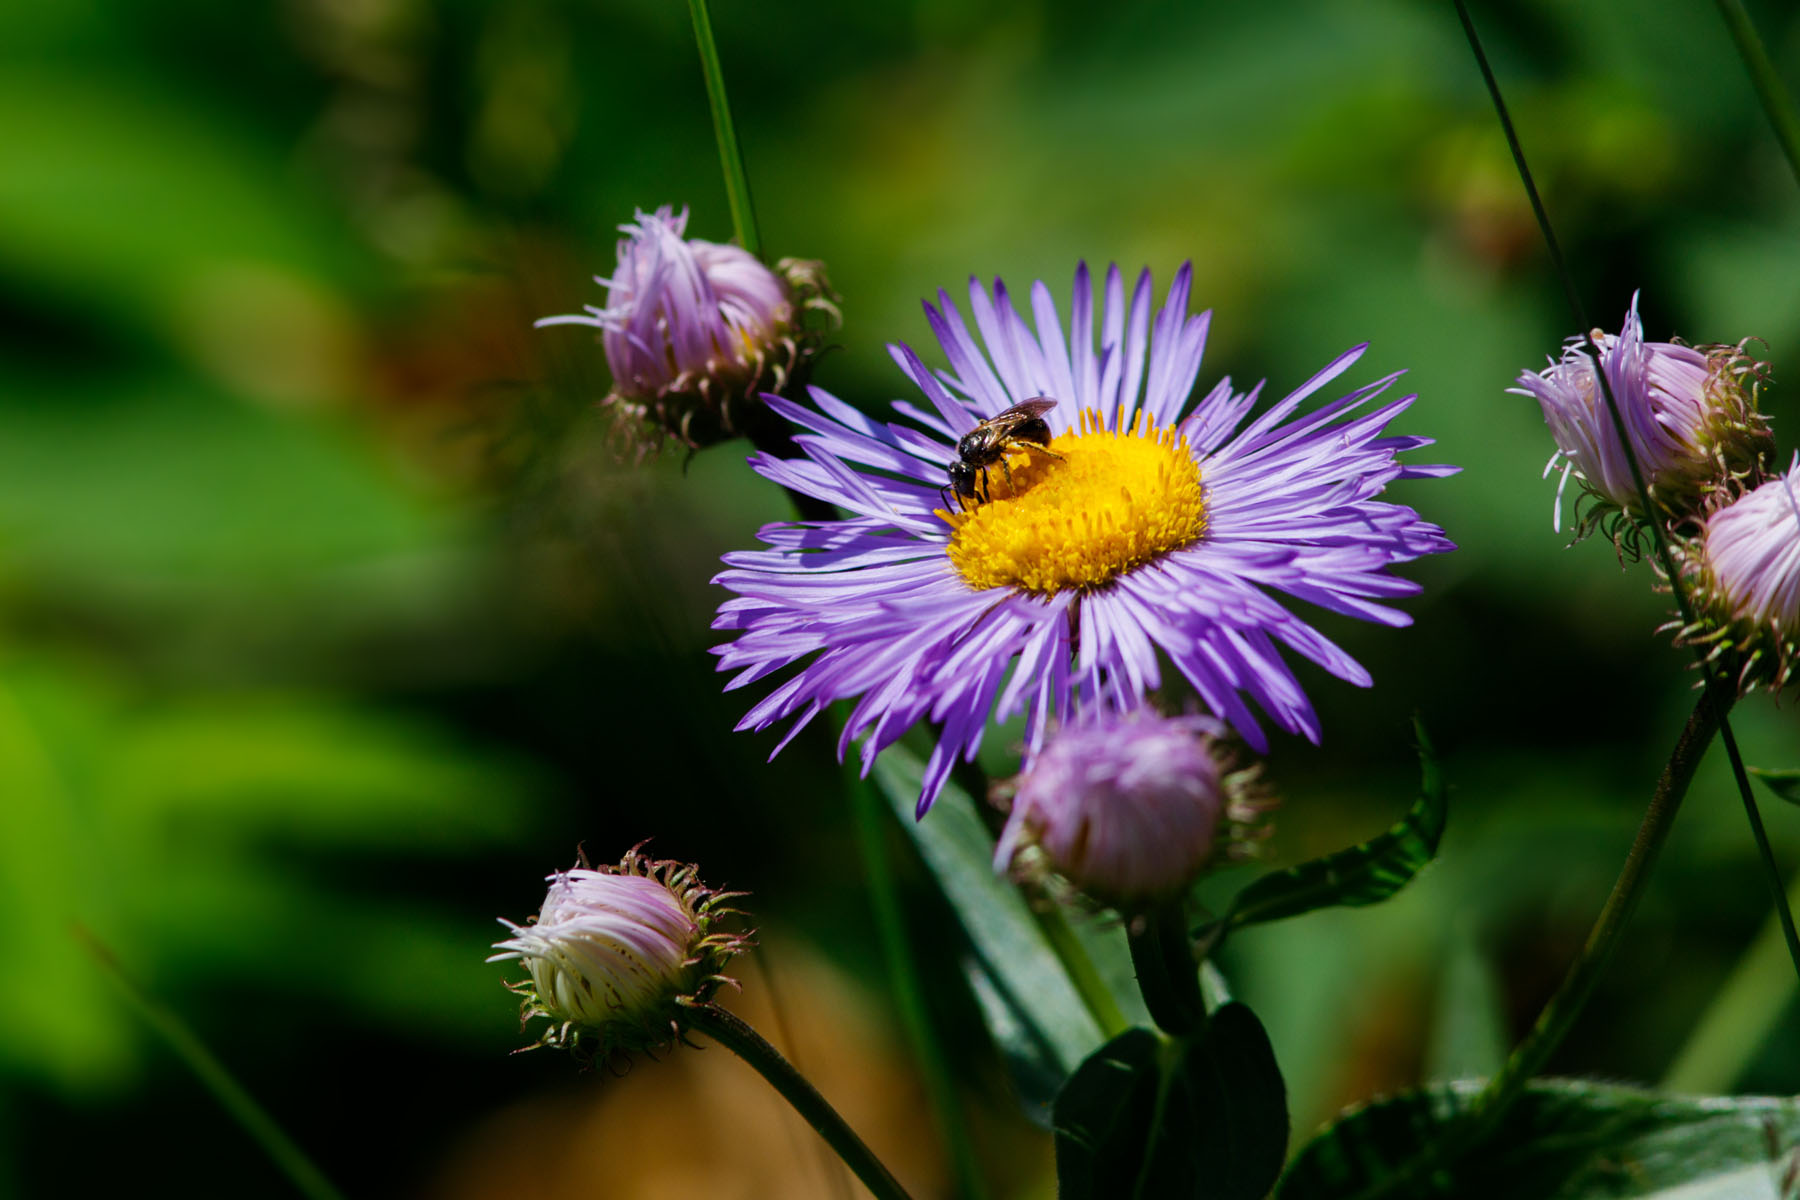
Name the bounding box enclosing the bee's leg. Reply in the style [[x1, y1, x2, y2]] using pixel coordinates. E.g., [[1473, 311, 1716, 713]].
[[978, 468, 991, 504], [999, 457, 1015, 496], [1032, 443, 1066, 462]]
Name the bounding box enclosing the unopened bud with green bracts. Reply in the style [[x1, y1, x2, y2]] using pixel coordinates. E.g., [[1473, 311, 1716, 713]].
[[537, 205, 838, 450], [1511, 294, 1772, 547], [1666, 454, 1800, 695], [489, 846, 751, 1066], [993, 709, 1273, 912]]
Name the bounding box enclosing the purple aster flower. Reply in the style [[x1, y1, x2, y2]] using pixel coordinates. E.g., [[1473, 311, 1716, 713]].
[[994, 709, 1269, 910], [713, 263, 1456, 815], [537, 205, 838, 448], [1671, 454, 1800, 694], [1510, 294, 1771, 540], [489, 847, 749, 1064]]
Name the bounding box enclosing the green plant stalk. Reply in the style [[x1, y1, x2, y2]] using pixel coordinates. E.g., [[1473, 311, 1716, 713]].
[[77, 928, 347, 1200], [1341, 691, 1724, 1200], [1452, 0, 1800, 988], [1031, 904, 1132, 1039], [686, 0, 762, 257], [847, 777, 991, 1200], [687, 1003, 916, 1200], [1467, 692, 1722, 1125], [1662, 863, 1800, 1093], [1125, 904, 1205, 1036], [1713, 0, 1800, 188]]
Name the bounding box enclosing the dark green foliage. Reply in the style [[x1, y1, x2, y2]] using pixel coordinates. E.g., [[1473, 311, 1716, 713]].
[[1279, 1079, 1800, 1199], [1750, 766, 1800, 806], [1055, 1004, 1289, 1200], [1212, 721, 1445, 939]]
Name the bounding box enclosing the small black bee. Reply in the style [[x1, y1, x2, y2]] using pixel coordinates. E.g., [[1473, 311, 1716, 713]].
[[945, 397, 1064, 509]]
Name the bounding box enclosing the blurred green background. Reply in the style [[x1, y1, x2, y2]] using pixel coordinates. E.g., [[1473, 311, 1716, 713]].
[[3, 0, 1799, 1195]]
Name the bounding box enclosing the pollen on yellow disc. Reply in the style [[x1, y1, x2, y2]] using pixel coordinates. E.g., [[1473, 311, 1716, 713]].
[[941, 408, 1208, 594]]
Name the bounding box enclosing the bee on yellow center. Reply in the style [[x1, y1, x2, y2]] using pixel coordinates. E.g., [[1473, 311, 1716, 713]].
[[940, 407, 1208, 595]]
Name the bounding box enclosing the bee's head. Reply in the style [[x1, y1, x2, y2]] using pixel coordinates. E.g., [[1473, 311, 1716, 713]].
[[949, 460, 980, 499]]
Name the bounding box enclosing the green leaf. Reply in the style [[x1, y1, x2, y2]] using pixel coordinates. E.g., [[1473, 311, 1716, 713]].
[[871, 745, 1105, 1124], [1055, 1003, 1289, 1200], [1749, 766, 1800, 806], [1278, 1078, 1800, 1199], [1223, 719, 1446, 932]]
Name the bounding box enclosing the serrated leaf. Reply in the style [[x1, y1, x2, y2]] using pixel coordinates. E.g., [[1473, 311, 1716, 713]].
[[1223, 719, 1446, 932], [1749, 766, 1800, 806], [871, 746, 1104, 1124], [1277, 1078, 1800, 1199], [1055, 1003, 1289, 1200]]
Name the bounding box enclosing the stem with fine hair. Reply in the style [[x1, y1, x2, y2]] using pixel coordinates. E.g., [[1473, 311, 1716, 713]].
[[1713, 0, 1800, 188], [1452, 0, 1800, 987], [76, 927, 348, 1200], [686, 1003, 916, 1200], [1342, 691, 1724, 1200], [1126, 903, 1205, 1036], [847, 777, 991, 1200], [686, 0, 762, 257]]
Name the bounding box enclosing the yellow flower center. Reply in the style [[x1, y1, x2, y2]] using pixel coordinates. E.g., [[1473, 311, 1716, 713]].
[[942, 408, 1208, 594]]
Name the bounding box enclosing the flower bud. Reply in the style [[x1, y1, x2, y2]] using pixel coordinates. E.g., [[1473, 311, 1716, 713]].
[[1511, 295, 1770, 541], [489, 847, 749, 1064], [537, 205, 838, 449], [1671, 454, 1800, 694], [993, 711, 1271, 910]]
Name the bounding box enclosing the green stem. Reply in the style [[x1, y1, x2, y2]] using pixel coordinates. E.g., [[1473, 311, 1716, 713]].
[[1713, 0, 1800, 188], [1340, 691, 1723, 1200], [1716, 715, 1800, 984], [848, 778, 991, 1200], [685, 0, 762, 257], [1468, 691, 1721, 1123], [1033, 904, 1132, 1039], [1452, 0, 1800, 988], [76, 928, 347, 1200], [1126, 905, 1205, 1036], [687, 1003, 915, 1200], [1663, 861, 1800, 1093]]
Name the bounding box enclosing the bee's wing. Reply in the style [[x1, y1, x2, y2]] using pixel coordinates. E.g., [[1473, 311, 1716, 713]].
[[1012, 397, 1059, 418]]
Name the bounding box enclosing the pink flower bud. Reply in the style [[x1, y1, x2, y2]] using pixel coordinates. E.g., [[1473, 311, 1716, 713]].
[[1672, 455, 1800, 694], [490, 847, 749, 1064], [1512, 294, 1770, 542], [995, 710, 1270, 910], [538, 206, 837, 448]]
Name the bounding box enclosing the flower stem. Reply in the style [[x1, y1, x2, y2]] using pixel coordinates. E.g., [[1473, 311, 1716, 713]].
[[848, 777, 992, 1200], [1032, 904, 1132, 1039], [1713, 0, 1800, 189], [685, 0, 762, 258], [1452, 0, 1800, 990], [1340, 690, 1724, 1200], [76, 926, 348, 1200], [687, 1003, 916, 1200], [1126, 904, 1205, 1036], [1467, 691, 1721, 1125]]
